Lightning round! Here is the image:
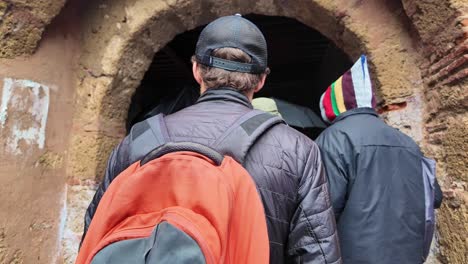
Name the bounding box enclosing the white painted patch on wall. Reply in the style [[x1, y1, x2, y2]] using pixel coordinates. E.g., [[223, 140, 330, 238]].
[[52, 184, 68, 264], [0, 78, 50, 154], [62, 182, 98, 263]]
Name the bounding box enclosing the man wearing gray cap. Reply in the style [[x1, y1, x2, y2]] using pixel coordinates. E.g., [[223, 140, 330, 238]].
[[83, 15, 341, 263]]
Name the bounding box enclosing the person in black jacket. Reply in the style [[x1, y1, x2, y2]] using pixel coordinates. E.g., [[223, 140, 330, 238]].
[[316, 55, 443, 264], [82, 15, 342, 263]]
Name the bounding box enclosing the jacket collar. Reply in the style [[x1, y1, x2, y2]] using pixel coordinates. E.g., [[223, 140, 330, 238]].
[[196, 87, 253, 109], [333, 107, 379, 123]]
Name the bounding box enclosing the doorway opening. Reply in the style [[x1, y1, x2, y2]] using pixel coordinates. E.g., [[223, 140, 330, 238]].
[[126, 14, 352, 138]]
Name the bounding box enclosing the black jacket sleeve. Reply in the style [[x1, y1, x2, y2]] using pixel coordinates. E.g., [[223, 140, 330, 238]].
[[81, 135, 132, 243], [81, 115, 171, 245], [287, 143, 342, 263]]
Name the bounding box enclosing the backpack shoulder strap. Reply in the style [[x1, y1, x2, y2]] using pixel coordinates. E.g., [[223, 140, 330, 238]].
[[212, 110, 284, 165], [129, 114, 170, 162]]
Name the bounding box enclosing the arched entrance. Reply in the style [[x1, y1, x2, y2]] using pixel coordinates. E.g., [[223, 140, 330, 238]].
[[68, 0, 424, 180], [63, 0, 427, 262], [126, 14, 352, 135]]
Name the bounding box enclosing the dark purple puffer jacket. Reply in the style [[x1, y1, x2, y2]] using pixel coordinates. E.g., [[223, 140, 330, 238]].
[[83, 88, 342, 264]]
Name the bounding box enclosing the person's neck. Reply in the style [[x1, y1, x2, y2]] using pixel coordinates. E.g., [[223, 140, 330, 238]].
[[200, 85, 254, 102]]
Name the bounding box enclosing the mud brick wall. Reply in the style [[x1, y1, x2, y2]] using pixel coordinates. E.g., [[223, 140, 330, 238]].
[[403, 1, 468, 263]]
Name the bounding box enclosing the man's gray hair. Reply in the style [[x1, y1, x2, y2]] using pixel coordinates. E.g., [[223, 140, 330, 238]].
[[192, 47, 269, 94]]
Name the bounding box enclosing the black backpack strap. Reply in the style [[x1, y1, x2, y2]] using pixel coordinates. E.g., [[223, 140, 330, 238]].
[[141, 142, 224, 166], [212, 110, 285, 165], [129, 114, 170, 162]]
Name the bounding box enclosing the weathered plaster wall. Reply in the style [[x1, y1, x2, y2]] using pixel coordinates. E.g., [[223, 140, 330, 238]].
[[0, 1, 80, 262], [402, 1, 468, 263], [0, 0, 465, 263], [0, 0, 67, 58]]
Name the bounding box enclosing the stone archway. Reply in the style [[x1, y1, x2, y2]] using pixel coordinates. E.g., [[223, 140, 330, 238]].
[[68, 0, 425, 180], [63, 0, 428, 262]]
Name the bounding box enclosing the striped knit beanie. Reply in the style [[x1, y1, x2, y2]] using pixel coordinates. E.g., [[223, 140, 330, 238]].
[[319, 55, 376, 123]]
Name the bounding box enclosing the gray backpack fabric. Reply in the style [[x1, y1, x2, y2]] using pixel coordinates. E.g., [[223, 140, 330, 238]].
[[422, 157, 437, 261], [91, 222, 205, 264], [86, 110, 283, 264], [130, 110, 284, 165]]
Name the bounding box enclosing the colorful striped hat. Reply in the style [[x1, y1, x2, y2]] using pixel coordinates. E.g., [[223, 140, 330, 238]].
[[319, 55, 376, 123]]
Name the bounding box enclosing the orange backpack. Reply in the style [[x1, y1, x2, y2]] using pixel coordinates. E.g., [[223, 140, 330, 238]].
[[77, 111, 283, 264]]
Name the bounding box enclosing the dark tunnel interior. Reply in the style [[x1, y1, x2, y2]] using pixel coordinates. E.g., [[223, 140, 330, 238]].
[[127, 14, 353, 138]]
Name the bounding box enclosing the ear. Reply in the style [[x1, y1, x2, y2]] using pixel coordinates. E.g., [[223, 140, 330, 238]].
[[192, 62, 203, 85], [253, 74, 267, 93]]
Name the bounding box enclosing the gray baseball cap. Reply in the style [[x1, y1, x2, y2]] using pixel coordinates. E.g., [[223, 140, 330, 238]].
[[195, 14, 268, 74]]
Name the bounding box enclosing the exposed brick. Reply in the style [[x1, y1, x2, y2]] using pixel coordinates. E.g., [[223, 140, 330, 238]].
[[440, 68, 468, 85], [459, 16, 468, 27], [377, 102, 407, 114], [428, 40, 468, 75], [427, 54, 468, 85]]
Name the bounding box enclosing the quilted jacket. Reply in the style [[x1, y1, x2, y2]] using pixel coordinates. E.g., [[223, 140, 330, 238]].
[[83, 88, 342, 263]]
